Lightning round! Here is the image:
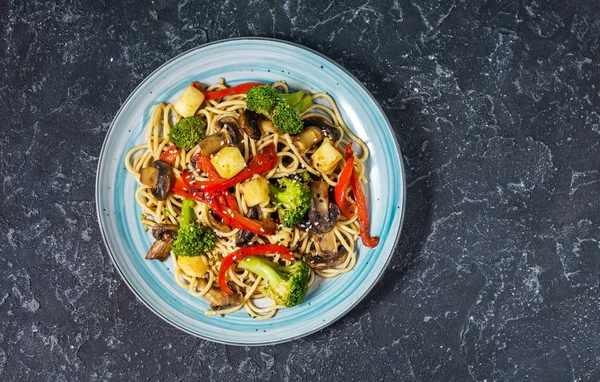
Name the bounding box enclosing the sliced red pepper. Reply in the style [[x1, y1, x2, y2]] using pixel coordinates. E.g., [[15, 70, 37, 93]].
[[195, 143, 277, 193], [174, 171, 272, 235], [170, 172, 214, 205], [350, 170, 379, 248], [192, 81, 265, 101], [335, 142, 356, 219], [210, 195, 275, 236], [159, 145, 180, 165], [218, 244, 295, 295], [192, 153, 221, 181], [191, 153, 239, 210], [222, 190, 239, 211]]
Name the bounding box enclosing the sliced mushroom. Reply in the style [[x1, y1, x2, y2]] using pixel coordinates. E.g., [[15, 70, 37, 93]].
[[235, 206, 262, 247], [198, 116, 244, 155], [239, 110, 261, 140], [218, 116, 244, 152], [152, 160, 173, 200], [145, 235, 174, 261], [294, 116, 341, 153], [197, 279, 243, 311], [303, 116, 341, 141], [305, 232, 348, 269], [199, 132, 228, 155], [308, 181, 340, 234], [304, 180, 347, 269], [152, 224, 179, 240], [140, 166, 159, 188], [140, 160, 173, 201], [145, 223, 178, 261]]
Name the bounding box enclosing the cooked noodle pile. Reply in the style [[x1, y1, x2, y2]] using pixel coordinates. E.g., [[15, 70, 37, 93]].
[[125, 80, 370, 319]]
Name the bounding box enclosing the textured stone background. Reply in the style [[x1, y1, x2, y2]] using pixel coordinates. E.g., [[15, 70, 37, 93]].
[[2, 0, 600, 380]]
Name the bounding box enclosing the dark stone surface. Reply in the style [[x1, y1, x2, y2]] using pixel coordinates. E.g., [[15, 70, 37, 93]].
[[2, 0, 599, 380]]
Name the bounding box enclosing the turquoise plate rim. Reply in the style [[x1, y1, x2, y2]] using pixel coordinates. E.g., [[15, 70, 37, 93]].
[[95, 37, 406, 345]]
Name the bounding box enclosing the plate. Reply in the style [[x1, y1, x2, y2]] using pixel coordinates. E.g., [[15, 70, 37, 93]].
[[96, 38, 406, 345]]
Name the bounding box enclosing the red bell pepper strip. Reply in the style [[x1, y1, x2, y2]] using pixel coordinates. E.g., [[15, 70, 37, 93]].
[[171, 173, 272, 235], [334, 142, 356, 219], [218, 244, 295, 295], [159, 145, 180, 165], [170, 173, 213, 204], [193, 153, 221, 181], [192, 81, 265, 100], [222, 190, 239, 211], [210, 195, 275, 236], [195, 143, 277, 193], [350, 170, 379, 248], [192, 153, 239, 211]]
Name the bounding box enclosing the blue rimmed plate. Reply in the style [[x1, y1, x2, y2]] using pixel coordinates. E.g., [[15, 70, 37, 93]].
[[96, 38, 405, 345]]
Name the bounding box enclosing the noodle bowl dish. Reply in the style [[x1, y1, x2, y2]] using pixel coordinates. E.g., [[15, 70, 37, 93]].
[[125, 79, 381, 320]]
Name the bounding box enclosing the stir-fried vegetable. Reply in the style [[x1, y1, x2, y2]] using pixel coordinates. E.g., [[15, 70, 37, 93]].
[[171, 199, 217, 257], [194, 143, 277, 193], [240, 175, 271, 207], [269, 177, 311, 228], [169, 116, 207, 150], [238, 256, 310, 307], [311, 139, 343, 174], [335, 142, 356, 219], [218, 244, 296, 295], [193, 81, 265, 100], [174, 85, 205, 117], [210, 146, 246, 179]]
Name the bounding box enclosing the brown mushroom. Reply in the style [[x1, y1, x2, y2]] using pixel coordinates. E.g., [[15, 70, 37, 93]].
[[199, 132, 228, 155], [304, 180, 348, 269], [294, 117, 341, 153], [198, 116, 244, 155], [308, 181, 340, 234], [139, 160, 173, 201], [305, 232, 349, 269], [239, 110, 262, 140], [235, 206, 262, 247], [197, 279, 243, 311], [218, 116, 244, 152], [145, 223, 179, 261], [152, 224, 179, 240]]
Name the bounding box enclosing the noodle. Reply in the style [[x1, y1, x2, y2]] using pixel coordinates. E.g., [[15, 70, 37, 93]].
[[125, 80, 370, 318]]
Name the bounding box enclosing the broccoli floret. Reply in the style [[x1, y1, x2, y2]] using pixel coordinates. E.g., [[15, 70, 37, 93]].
[[271, 102, 304, 135], [169, 116, 207, 150], [245, 85, 279, 117], [237, 256, 310, 307], [246, 85, 313, 135], [171, 199, 216, 257], [269, 177, 311, 228]]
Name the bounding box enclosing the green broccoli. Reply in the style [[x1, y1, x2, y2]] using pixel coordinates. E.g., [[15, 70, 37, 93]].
[[171, 199, 216, 257], [237, 256, 310, 307], [246, 85, 313, 135], [245, 85, 279, 117], [278, 90, 313, 116], [269, 177, 311, 228], [169, 116, 207, 150]]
